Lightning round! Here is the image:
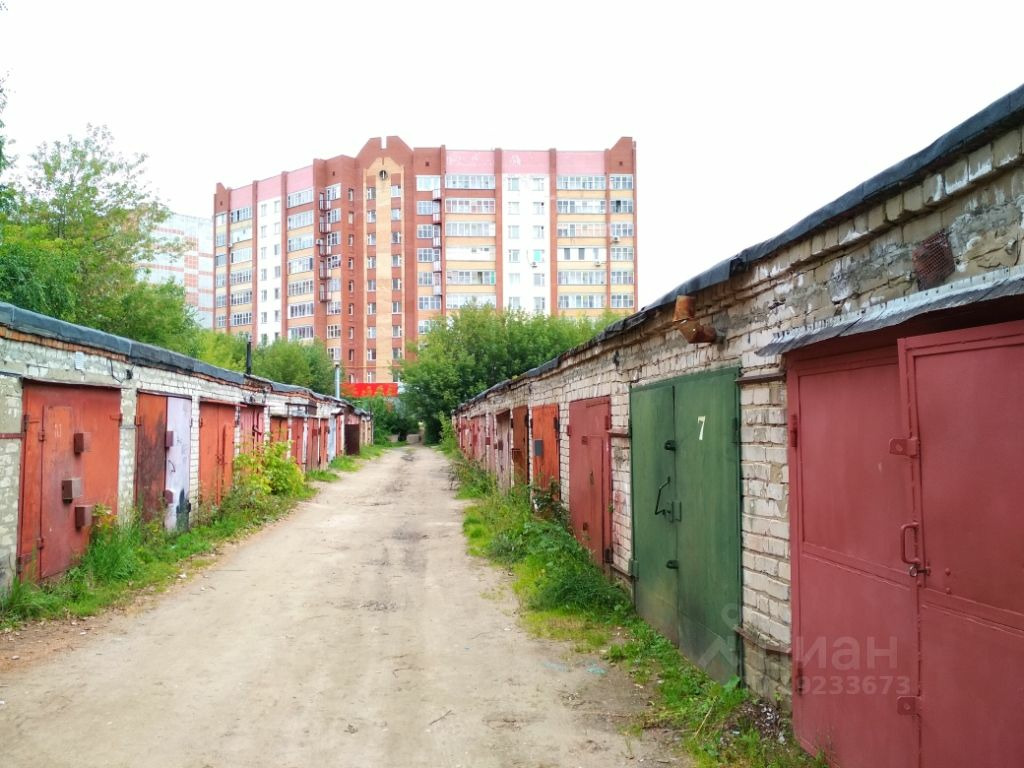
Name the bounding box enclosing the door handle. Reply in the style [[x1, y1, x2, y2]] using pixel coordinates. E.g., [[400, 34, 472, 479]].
[[899, 522, 928, 576], [666, 560, 679, 569], [654, 477, 671, 517]]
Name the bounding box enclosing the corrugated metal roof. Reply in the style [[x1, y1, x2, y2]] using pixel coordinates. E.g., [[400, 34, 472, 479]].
[[757, 267, 1024, 356]]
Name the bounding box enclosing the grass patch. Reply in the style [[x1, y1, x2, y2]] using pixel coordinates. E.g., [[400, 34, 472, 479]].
[[328, 441, 400, 474], [306, 468, 340, 482], [2, 442, 321, 629], [451, 455, 823, 768]]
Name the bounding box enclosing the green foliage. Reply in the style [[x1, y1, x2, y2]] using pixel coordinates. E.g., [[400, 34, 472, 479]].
[[398, 304, 621, 441], [306, 468, 339, 482], [452, 454, 820, 768], [234, 440, 306, 497], [0, 122, 202, 354], [193, 329, 247, 371], [250, 338, 338, 395], [356, 393, 418, 443]]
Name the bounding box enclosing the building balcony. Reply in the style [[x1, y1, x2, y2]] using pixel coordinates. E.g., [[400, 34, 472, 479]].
[[433, 284, 443, 296], [432, 260, 442, 272], [432, 237, 442, 248], [432, 212, 442, 224], [431, 188, 442, 201]]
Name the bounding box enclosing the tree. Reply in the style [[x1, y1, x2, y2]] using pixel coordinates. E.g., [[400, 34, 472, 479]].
[[194, 329, 247, 371], [0, 122, 200, 353], [358, 394, 418, 443], [251, 338, 339, 395], [399, 304, 620, 441]]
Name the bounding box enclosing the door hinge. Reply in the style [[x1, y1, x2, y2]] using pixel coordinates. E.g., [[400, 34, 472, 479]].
[[36, 536, 45, 550], [734, 416, 740, 445], [794, 663, 805, 695], [628, 558, 638, 578], [605, 414, 612, 430], [889, 437, 919, 457], [603, 547, 613, 564], [627, 417, 632, 438], [566, 423, 572, 437], [788, 414, 798, 448], [134, 414, 143, 427], [554, 416, 560, 433]]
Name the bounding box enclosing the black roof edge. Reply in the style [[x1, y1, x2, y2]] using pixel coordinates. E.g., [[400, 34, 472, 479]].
[[0, 301, 354, 407], [454, 83, 1024, 413]]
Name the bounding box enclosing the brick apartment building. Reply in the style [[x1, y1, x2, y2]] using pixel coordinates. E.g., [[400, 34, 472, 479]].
[[212, 136, 637, 386], [138, 212, 215, 329]]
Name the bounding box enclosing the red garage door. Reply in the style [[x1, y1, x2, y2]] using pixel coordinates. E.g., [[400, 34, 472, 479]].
[[568, 397, 611, 565], [790, 320, 1024, 768], [530, 404, 560, 494]]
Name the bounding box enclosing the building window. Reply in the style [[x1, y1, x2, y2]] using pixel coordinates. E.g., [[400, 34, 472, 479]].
[[610, 222, 634, 238], [416, 175, 441, 191], [327, 300, 341, 314], [367, 256, 376, 269], [367, 348, 377, 361], [392, 325, 402, 338], [506, 176, 519, 192], [365, 186, 376, 200], [509, 272, 521, 285], [417, 271, 433, 286], [445, 174, 495, 190], [533, 273, 545, 287], [611, 293, 635, 309], [287, 210, 313, 229], [556, 175, 606, 190], [286, 188, 313, 208], [530, 176, 545, 192], [367, 302, 376, 315], [231, 311, 253, 325], [610, 174, 634, 190], [215, 213, 226, 226], [367, 210, 377, 224], [611, 270, 634, 285], [216, 232, 226, 247], [348, 303, 354, 315], [556, 199, 606, 215], [288, 257, 314, 274], [287, 279, 314, 296], [507, 249, 520, 263], [532, 225, 545, 239], [417, 296, 442, 310], [445, 198, 496, 215], [533, 296, 546, 313], [367, 279, 376, 291], [558, 270, 606, 286], [507, 225, 520, 240], [368, 326, 377, 339], [230, 206, 253, 223], [287, 234, 314, 252], [446, 270, 496, 286], [557, 222, 606, 238], [557, 294, 606, 309], [391, 185, 401, 198], [230, 247, 252, 264], [288, 324, 314, 340], [391, 231, 402, 244], [391, 300, 401, 313], [532, 249, 545, 263], [508, 296, 521, 309], [610, 198, 634, 214], [216, 314, 226, 328], [392, 278, 402, 290], [392, 347, 402, 360], [289, 301, 314, 318], [391, 207, 401, 221], [326, 324, 341, 339], [391, 254, 402, 267], [532, 201, 545, 215]]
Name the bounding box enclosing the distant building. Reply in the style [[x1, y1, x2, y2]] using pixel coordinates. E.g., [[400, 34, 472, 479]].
[[138, 212, 215, 328], [212, 136, 637, 385]]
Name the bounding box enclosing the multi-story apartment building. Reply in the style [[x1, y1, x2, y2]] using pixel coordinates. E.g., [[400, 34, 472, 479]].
[[213, 136, 636, 385], [138, 212, 215, 328]]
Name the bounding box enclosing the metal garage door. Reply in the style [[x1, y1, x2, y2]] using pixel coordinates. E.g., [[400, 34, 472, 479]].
[[630, 368, 742, 682], [530, 404, 560, 493], [568, 397, 611, 565], [791, 319, 1024, 767], [495, 410, 512, 491], [135, 393, 192, 531], [511, 406, 529, 485], [19, 383, 121, 581], [199, 401, 235, 506]]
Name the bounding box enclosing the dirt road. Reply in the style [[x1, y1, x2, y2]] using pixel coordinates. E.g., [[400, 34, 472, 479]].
[[0, 446, 677, 767]]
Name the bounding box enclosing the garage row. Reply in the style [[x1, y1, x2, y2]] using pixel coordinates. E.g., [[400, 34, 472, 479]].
[[0, 303, 373, 588], [454, 86, 1024, 767]]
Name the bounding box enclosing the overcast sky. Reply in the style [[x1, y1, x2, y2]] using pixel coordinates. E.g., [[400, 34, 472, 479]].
[[2, 0, 1022, 307]]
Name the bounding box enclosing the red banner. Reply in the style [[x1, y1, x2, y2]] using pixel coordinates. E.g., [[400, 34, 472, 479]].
[[344, 382, 399, 398]]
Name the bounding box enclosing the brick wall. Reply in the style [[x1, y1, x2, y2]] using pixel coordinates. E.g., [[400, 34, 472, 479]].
[[456, 124, 1024, 701]]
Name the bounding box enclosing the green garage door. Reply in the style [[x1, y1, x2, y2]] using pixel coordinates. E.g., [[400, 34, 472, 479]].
[[630, 367, 742, 682]]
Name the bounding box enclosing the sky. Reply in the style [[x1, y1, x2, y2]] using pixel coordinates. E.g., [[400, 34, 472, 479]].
[[2, 0, 1023, 307]]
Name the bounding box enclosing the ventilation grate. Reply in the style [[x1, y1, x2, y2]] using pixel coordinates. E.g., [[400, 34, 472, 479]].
[[913, 231, 955, 290]]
